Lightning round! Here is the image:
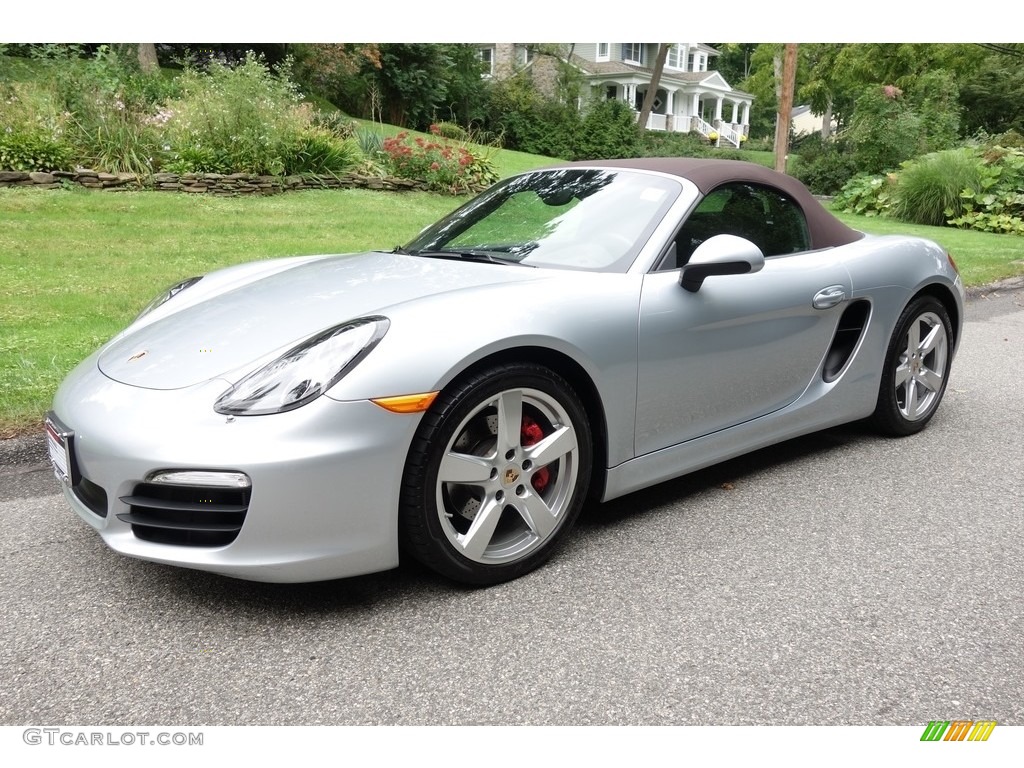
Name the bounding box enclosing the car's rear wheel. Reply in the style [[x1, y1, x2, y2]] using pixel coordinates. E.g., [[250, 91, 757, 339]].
[[871, 296, 953, 436], [399, 363, 592, 585]]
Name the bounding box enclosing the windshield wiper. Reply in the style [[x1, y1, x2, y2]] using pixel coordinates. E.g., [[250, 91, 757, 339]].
[[408, 249, 535, 267]]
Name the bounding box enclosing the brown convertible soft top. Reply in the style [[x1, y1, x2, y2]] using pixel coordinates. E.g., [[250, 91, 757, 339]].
[[558, 157, 863, 250]]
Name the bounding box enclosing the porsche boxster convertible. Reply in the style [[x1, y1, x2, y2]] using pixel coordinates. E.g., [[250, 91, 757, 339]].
[[47, 158, 965, 585]]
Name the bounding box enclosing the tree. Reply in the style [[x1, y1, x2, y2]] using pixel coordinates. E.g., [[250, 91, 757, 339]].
[[711, 43, 757, 84], [637, 44, 670, 129], [137, 43, 158, 73]]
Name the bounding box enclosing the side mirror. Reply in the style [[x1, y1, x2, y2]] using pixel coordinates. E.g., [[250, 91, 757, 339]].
[[680, 234, 765, 292]]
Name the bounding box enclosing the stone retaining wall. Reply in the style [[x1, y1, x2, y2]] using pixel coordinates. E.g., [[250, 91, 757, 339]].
[[0, 169, 465, 195]]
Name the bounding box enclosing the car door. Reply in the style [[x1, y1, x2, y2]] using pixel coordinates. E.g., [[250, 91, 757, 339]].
[[634, 183, 853, 456]]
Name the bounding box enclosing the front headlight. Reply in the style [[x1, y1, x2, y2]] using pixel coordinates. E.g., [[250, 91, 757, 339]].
[[214, 317, 390, 416], [136, 276, 203, 321]]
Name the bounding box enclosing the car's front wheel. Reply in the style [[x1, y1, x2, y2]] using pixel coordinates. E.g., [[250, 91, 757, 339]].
[[399, 363, 592, 585], [871, 296, 953, 436]]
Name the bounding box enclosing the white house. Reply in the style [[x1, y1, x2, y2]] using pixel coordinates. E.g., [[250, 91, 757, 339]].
[[479, 43, 754, 147]]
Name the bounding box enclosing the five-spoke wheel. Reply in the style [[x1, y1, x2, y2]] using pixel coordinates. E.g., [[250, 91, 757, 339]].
[[872, 296, 953, 436], [400, 363, 592, 585]]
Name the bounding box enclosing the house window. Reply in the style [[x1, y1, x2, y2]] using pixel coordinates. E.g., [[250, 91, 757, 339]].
[[479, 47, 494, 77], [605, 85, 617, 100], [622, 43, 643, 65], [518, 46, 535, 66], [596, 43, 610, 62], [666, 44, 684, 70]]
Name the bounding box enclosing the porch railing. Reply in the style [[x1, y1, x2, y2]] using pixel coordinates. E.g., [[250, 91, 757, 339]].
[[715, 122, 741, 148], [631, 109, 747, 146]]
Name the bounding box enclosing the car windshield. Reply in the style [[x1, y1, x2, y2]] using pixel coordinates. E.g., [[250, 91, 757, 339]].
[[403, 168, 682, 272]]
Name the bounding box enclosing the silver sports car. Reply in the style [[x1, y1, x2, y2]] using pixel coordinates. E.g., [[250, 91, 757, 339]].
[[47, 158, 965, 585]]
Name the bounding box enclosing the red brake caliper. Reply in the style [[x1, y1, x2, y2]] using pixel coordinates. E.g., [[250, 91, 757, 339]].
[[520, 416, 551, 493]]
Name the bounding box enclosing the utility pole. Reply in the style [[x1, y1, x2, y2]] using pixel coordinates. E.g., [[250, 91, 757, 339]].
[[774, 43, 798, 174]]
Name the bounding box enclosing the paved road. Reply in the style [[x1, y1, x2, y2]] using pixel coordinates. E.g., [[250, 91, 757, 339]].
[[2, 287, 1022, 726]]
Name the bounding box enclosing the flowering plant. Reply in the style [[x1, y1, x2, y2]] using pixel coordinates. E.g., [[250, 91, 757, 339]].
[[381, 125, 498, 194]]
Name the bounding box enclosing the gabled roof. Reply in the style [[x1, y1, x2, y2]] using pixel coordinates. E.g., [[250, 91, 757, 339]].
[[570, 55, 752, 97]]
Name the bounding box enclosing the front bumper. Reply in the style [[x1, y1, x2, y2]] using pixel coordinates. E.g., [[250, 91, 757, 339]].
[[51, 362, 421, 582]]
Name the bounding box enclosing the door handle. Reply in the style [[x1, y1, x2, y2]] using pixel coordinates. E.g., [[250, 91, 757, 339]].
[[812, 285, 847, 310]]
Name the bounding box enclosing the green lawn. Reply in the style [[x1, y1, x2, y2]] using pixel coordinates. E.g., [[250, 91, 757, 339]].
[[2, 184, 1022, 436]]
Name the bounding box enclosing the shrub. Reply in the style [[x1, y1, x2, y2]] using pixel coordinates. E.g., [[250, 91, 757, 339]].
[[576, 99, 642, 160], [948, 146, 1024, 235], [0, 80, 73, 171], [835, 172, 897, 217], [640, 130, 710, 158], [0, 130, 72, 171], [431, 121, 469, 141], [486, 75, 578, 159], [381, 128, 497, 193], [792, 137, 859, 195], [891, 147, 985, 226], [281, 131, 361, 175], [48, 45, 175, 175], [161, 53, 309, 176], [847, 85, 922, 174], [311, 110, 358, 139]]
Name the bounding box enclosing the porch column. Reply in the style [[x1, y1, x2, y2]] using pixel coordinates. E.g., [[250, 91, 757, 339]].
[[741, 102, 750, 126], [714, 96, 723, 123], [691, 93, 699, 117]]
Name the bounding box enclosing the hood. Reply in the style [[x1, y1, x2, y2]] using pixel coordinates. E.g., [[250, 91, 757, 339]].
[[99, 251, 545, 390]]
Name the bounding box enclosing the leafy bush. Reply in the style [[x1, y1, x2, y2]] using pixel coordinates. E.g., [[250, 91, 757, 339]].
[[891, 147, 984, 226], [639, 130, 710, 158], [948, 146, 1024, 235], [281, 131, 361, 175], [161, 54, 310, 176], [792, 137, 859, 195], [0, 130, 72, 171], [311, 109, 358, 139], [835, 172, 896, 217], [381, 128, 497, 193], [847, 85, 923, 174], [432, 120, 469, 141], [0, 80, 73, 171], [576, 99, 642, 160], [50, 45, 176, 175], [487, 75, 579, 159]]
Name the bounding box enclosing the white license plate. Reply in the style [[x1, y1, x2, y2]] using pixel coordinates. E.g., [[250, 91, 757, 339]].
[[45, 413, 74, 485]]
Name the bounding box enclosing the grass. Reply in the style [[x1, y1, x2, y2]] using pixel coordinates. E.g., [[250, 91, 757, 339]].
[[2, 167, 1023, 436]]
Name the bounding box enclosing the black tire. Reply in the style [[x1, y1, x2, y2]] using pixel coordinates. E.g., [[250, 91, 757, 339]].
[[399, 363, 592, 585], [871, 296, 953, 436]]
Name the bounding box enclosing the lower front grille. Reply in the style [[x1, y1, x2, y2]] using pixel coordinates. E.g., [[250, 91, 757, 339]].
[[117, 482, 250, 547]]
